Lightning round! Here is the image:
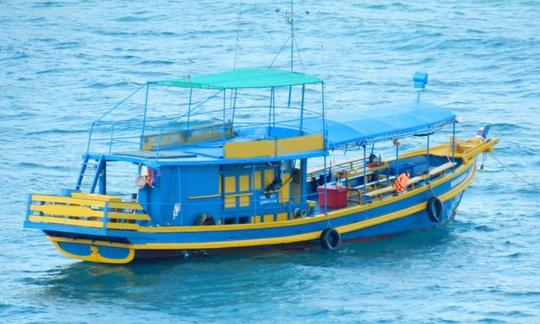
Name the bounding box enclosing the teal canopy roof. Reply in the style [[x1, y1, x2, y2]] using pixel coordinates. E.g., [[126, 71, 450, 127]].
[[152, 68, 322, 89], [300, 102, 456, 149]]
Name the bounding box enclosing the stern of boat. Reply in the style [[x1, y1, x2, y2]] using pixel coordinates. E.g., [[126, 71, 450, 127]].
[[24, 192, 148, 264]]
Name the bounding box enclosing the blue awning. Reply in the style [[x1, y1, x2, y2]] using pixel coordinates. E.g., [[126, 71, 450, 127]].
[[302, 102, 456, 149]]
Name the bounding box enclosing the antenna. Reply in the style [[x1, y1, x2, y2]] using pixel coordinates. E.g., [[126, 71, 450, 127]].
[[269, 0, 306, 71], [286, 0, 294, 71]]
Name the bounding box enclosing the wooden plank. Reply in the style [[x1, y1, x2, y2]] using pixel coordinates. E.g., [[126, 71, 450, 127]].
[[31, 204, 149, 221], [31, 195, 144, 211], [108, 202, 144, 210], [107, 212, 150, 221], [28, 215, 102, 228], [31, 204, 103, 218], [31, 194, 106, 207], [71, 192, 122, 202]]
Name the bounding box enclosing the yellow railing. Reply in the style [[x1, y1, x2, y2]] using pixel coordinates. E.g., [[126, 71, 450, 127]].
[[26, 192, 150, 230]]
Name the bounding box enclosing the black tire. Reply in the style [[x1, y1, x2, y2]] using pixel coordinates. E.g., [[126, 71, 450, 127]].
[[194, 213, 216, 226], [427, 196, 444, 223], [320, 228, 341, 250]]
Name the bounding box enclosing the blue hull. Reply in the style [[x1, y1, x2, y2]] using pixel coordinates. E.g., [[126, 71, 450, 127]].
[[26, 161, 476, 263]]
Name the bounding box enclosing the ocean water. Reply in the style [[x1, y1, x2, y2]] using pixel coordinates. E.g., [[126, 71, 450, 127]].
[[1, 0, 540, 322]]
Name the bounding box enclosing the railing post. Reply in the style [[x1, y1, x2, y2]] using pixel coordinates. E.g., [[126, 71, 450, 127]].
[[102, 202, 109, 231], [25, 194, 32, 222]]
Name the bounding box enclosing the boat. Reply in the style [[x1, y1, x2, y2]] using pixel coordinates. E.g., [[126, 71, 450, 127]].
[[23, 67, 498, 264], [23, 4, 498, 264]]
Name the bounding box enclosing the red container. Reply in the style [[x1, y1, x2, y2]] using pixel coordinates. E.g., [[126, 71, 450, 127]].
[[317, 184, 348, 209]]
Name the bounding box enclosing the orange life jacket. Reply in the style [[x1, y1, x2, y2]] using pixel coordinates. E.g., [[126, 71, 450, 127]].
[[393, 172, 410, 193]]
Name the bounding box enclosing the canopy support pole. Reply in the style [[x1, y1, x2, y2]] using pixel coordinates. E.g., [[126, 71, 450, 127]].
[[272, 87, 276, 129], [452, 122, 456, 162], [301, 158, 307, 203], [299, 84, 305, 132], [363, 145, 367, 196], [321, 82, 326, 148], [231, 88, 238, 126], [186, 88, 192, 130], [268, 87, 274, 138], [140, 83, 150, 150], [395, 141, 400, 177], [323, 154, 328, 215], [287, 86, 292, 107], [252, 163, 257, 220], [222, 89, 226, 139], [321, 81, 328, 215]]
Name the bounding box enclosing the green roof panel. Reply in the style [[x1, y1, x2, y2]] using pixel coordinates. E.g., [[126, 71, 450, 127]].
[[152, 68, 322, 89]]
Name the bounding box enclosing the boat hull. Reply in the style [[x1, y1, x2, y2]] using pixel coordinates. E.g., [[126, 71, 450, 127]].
[[32, 161, 476, 264]]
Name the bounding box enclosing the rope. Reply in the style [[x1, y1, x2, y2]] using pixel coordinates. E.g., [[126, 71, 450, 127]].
[[292, 35, 306, 72], [268, 35, 292, 69], [489, 152, 534, 186]]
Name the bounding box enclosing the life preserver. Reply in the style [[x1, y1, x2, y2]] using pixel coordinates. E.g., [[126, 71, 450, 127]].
[[194, 213, 216, 226], [320, 227, 341, 250], [393, 172, 410, 193], [427, 196, 444, 222]]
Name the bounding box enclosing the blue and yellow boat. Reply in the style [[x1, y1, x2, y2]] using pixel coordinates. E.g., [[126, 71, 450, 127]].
[[24, 68, 498, 264]]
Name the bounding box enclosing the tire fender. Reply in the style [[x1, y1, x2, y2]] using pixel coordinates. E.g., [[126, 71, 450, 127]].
[[320, 227, 341, 250], [427, 196, 444, 223]]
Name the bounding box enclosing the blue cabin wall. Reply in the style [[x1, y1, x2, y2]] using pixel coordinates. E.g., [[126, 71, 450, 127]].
[[138, 165, 221, 226], [137, 160, 309, 226], [179, 165, 221, 225]]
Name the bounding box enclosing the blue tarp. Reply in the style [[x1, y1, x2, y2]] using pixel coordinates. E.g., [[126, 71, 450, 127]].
[[302, 102, 456, 149]]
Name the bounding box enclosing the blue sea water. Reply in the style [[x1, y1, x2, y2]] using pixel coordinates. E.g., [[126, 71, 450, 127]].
[[1, 0, 540, 322]]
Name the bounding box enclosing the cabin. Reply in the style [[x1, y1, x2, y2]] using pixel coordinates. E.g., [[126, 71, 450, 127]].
[[77, 69, 327, 226]]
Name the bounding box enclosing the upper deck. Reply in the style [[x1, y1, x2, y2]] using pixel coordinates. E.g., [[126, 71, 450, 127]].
[[85, 68, 327, 166]]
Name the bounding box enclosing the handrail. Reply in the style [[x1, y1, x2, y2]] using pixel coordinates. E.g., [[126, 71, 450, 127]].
[[86, 83, 146, 153], [27, 193, 150, 230]]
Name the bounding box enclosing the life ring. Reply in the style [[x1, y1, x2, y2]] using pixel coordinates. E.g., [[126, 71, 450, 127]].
[[427, 196, 444, 223], [194, 213, 216, 226], [320, 227, 341, 250]]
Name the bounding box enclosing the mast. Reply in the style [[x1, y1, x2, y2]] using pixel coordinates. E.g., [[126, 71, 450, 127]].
[[290, 0, 294, 71]]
